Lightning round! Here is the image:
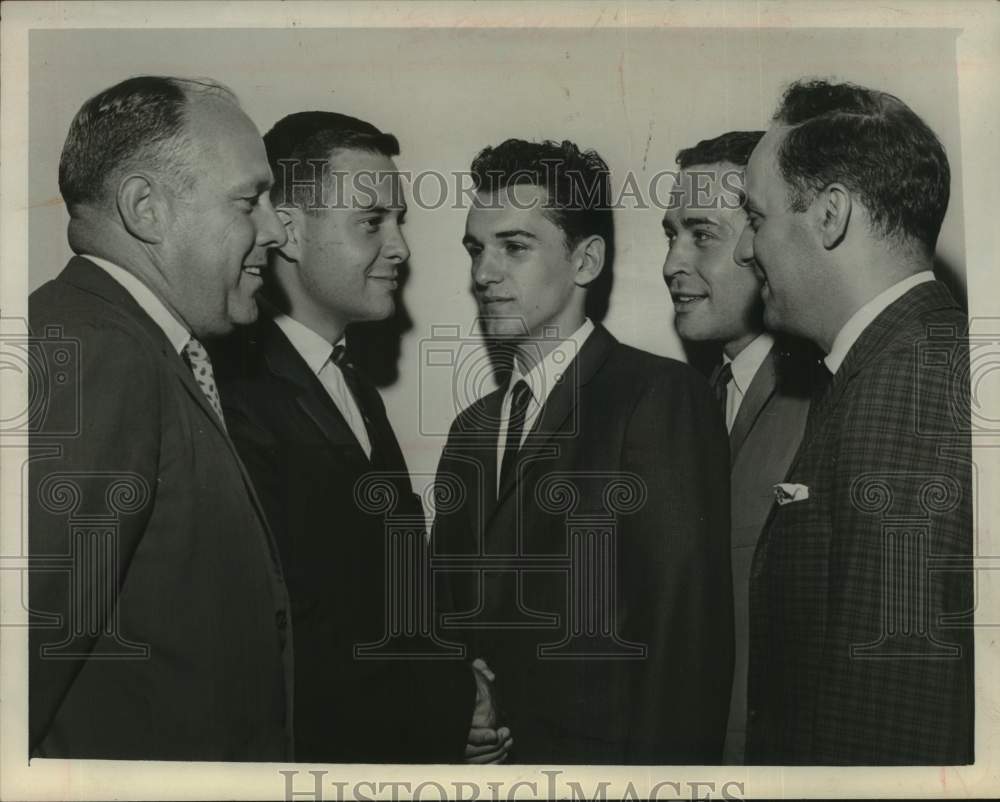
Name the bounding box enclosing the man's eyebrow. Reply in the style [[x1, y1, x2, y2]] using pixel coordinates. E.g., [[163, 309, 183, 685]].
[[236, 176, 272, 195], [493, 229, 537, 240], [680, 216, 719, 228]]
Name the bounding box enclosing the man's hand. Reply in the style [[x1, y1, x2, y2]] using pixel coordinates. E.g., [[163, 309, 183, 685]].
[[464, 658, 513, 763]]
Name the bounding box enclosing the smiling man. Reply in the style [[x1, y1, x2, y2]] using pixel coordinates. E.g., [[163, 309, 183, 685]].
[[213, 111, 504, 764], [735, 80, 973, 764], [29, 76, 292, 760], [433, 138, 733, 763], [662, 130, 815, 763]]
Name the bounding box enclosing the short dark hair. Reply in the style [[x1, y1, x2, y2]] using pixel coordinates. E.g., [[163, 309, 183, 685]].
[[58, 75, 238, 212], [676, 130, 764, 170], [468, 138, 614, 251], [771, 78, 950, 253], [262, 111, 400, 211]]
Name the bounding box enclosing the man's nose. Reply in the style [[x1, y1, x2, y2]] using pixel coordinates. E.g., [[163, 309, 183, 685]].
[[734, 221, 755, 268], [256, 196, 287, 249], [662, 244, 688, 283], [383, 223, 410, 264], [472, 251, 503, 287]]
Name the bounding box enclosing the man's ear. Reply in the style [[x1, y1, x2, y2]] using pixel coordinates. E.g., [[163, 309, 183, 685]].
[[572, 234, 605, 288], [275, 208, 303, 263], [117, 173, 165, 244], [816, 182, 851, 250]]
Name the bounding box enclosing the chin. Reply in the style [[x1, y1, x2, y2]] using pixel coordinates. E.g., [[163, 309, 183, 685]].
[[479, 317, 527, 341], [227, 299, 260, 328]]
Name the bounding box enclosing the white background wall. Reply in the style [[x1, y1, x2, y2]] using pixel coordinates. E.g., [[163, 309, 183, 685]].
[[28, 25, 965, 497]]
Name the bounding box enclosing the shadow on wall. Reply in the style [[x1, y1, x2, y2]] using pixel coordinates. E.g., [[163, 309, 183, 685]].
[[934, 254, 967, 313], [349, 262, 414, 388]]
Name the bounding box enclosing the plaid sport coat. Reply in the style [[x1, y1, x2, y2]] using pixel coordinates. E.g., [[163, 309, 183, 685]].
[[746, 280, 974, 765]]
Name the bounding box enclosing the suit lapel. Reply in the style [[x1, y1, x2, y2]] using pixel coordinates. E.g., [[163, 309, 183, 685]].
[[56, 257, 283, 561], [729, 348, 779, 464], [492, 324, 616, 515], [260, 321, 371, 465], [784, 280, 959, 479], [60, 257, 242, 445]]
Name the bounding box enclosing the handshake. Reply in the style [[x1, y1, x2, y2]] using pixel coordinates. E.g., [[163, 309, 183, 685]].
[[464, 658, 513, 764]]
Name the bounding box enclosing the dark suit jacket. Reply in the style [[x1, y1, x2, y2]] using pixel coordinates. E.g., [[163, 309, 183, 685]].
[[723, 344, 811, 763], [746, 280, 974, 764], [214, 318, 475, 763], [433, 324, 733, 763], [29, 257, 293, 761]]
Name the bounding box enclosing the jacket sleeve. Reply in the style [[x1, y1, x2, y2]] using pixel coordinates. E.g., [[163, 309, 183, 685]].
[[618, 367, 733, 763]]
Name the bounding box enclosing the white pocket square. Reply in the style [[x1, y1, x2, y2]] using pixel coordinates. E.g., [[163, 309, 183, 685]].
[[774, 483, 809, 506]]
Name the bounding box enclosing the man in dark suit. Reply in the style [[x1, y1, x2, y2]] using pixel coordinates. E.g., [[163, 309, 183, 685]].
[[662, 130, 814, 763], [29, 76, 293, 760], [736, 79, 974, 764], [433, 138, 733, 764], [213, 112, 505, 763]]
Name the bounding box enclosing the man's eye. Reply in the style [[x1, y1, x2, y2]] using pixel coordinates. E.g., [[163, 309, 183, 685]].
[[504, 242, 527, 254], [239, 196, 259, 211], [464, 244, 482, 258], [693, 231, 714, 243], [663, 231, 676, 244], [360, 218, 382, 232]]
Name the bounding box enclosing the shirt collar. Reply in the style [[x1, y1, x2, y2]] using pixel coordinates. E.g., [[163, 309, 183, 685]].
[[724, 332, 774, 396], [824, 271, 935, 375], [507, 318, 595, 405], [82, 254, 191, 354], [274, 314, 345, 376]]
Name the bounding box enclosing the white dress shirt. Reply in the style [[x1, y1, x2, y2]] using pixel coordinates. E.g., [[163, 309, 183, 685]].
[[274, 314, 372, 459], [722, 332, 774, 432], [824, 271, 935, 375], [496, 318, 595, 490], [83, 254, 190, 353]]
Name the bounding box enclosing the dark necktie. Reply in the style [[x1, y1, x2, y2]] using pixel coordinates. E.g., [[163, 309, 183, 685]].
[[709, 360, 733, 413], [498, 380, 533, 495], [331, 343, 377, 458]]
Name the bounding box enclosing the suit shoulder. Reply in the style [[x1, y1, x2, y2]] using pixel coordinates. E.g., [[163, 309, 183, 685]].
[[30, 282, 163, 380], [449, 386, 503, 435], [605, 341, 712, 397]]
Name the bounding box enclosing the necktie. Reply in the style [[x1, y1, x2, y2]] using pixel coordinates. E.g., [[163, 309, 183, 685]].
[[182, 337, 227, 429], [709, 361, 733, 413], [498, 380, 533, 495], [331, 343, 376, 458]]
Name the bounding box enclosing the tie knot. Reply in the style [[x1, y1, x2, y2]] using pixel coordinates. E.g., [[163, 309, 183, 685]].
[[510, 379, 533, 413], [711, 361, 733, 390], [331, 343, 351, 369], [183, 336, 211, 372]]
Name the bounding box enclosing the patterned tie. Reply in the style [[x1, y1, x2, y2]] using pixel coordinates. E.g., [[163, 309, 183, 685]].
[[331, 343, 377, 455], [709, 360, 733, 413], [498, 380, 533, 496], [182, 337, 227, 429]]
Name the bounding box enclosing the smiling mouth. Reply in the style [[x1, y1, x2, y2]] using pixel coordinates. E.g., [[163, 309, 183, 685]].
[[671, 293, 707, 307], [242, 265, 264, 278]]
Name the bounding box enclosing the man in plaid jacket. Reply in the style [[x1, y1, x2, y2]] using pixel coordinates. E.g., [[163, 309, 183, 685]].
[[735, 79, 973, 764]]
